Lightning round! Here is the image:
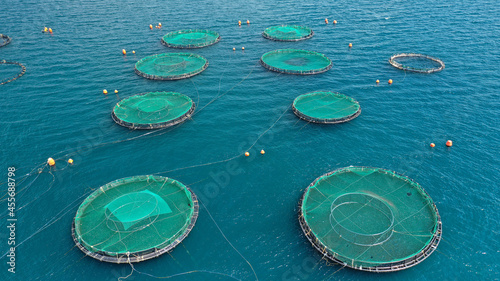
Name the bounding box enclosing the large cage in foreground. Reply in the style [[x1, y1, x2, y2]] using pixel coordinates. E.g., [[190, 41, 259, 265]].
[[111, 91, 195, 129], [135, 53, 208, 80], [161, 29, 221, 48], [0, 60, 26, 85], [260, 49, 332, 75], [299, 166, 441, 272], [0, 34, 11, 48], [262, 25, 313, 41], [389, 53, 445, 73], [292, 91, 361, 124], [72, 175, 199, 263]]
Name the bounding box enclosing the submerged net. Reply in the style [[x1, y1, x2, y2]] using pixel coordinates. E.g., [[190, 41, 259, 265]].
[[262, 25, 313, 41], [389, 53, 445, 73], [112, 91, 195, 129], [72, 175, 199, 263], [0, 34, 12, 48], [135, 53, 208, 80], [260, 49, 332, 75], [0, 60, 26, 85], [299, 166, 441, 272], [161, 29, 221, 48], [292, 91, 361, 124]]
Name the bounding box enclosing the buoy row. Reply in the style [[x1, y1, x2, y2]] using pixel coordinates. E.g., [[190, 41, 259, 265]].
[[324, 19, 337, 24], [47, 158, 74, 166], [232, 47, 245, 51], [103, 89, 119, 95], [238, 20, 250, 26], [42, 27, 53, 34], [429, 140, 453, 148], [244, 150, 266, 157], [374, 79, 393, 84]]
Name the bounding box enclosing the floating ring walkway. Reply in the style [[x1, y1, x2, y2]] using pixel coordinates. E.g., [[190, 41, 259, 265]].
[[0, 60, 26, 85]]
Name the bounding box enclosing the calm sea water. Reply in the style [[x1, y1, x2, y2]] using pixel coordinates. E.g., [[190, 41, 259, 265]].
[[1, 0, 499, 280]]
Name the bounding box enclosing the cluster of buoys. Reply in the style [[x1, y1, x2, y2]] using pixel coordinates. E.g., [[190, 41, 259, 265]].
[[324, 18, 338, 24], [244, 150, 266, 157], [42, 27, 53, 34], [149, 23, 162, 29], [429, 140, 453, 148], [47, 158, 74, 166], [325, 18, 329, 24]]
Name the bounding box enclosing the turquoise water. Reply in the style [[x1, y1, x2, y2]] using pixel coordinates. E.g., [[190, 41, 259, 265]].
[[1, 0, 499, 280]]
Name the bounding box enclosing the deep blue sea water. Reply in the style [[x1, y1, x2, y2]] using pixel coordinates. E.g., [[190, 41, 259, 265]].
[[1, 0, 499, 280]]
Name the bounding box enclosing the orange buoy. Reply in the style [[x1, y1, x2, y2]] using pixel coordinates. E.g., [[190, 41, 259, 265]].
[[48, 28, 53, 33], [247, 20, 250, 24], [68, 159, 74, 164], [233, 47, 235, 51], [325, 18, 329, 24], [47, 158, 55, 166], [132, 50, 135, 54], [122, 49, 126, 55], [349, 43, 353, 48], [149, 24, 153, 30], [333, 20, 337, 24], [242, 47, 245, 50], [446, 140, 453, 147], [430, 143, 435, 148], [388, 79, 393, 84], [158, 22, 162, 27], [245, 152, 250, 157], [114, 89, 118, 94], [260, 150, 265, 155], [376, 79, 380, 84], [238, 20, 241, 26], [103, 89, 108, 95]]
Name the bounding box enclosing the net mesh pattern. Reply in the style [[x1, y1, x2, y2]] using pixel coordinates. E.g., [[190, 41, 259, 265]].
[[262, 25, 313, 41], [112, 91, 195, 129], [161, 29, 221, 48], [292, 91, 361, 124], [135, 53, 208, 80], [260, 49, 332, 75], [72, 175, 199, 263], [299, 166, 441, 272]]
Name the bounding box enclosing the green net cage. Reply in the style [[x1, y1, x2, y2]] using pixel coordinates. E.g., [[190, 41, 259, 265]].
[[111, 91, 195, 129], [292, 91, 361, 124], [262, 25, 314, 41], [72, 175, 199, 263], [260, 49, 332, 75], [299, 166, 441, 272], [0, 34, 11, 48], [161, 29, 221, 48], [135, 53, 208, 80], [0, 60, 26, 85], [389, 53, 445, 73]]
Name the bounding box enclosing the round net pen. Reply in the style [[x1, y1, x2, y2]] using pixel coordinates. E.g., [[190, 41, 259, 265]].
[[260, 49, 332, 75], [72, 175, 199, 263], [0, 60, 26, 85], [292, 91, 361, 124], [135, 53, 208, 80], [0, 34, 12, 48], [299, 166, 442, 272], [262, 25, 313, 41], [161, 29, 221, 48], [111, 91, 195, 129], [389, 53, 445, 73]]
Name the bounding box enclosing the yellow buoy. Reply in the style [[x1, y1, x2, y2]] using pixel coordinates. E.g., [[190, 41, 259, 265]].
[[233, 47, 235, 51], [68, 159, 74, 164], [376, 79, 380, 84], [103, 89, 108, 95], [333, 20, 337, 24], [114, 89, 118, 94], [158, 22, 162, 27], [242, 47, 245, 50], [388, 79, 393, 84], [349, 43, 353, 48], [132, 50, 135, 54], [48, 28, 53, 33], [260, 150, 265, 155], [122, 49, 126, 55], [430, 143, 435, 148], [247, 20, 250, 24], [245, 152, 250, 157], [149, 24, 153, 30], [43, 27, 48, 32], [47, 158, 55, 166], [446, 140, 453, 147], [238, 20, 242, 26]]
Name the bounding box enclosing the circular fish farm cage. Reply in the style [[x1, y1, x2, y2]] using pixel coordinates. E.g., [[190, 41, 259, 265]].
[[299, 166, 442, 272], [292, 91, 361, 124], [389, 53, 445, 73], [161, 29, 221, 48], [112, 91, 195, 130], [72, 175, 199, 263], [0, 34, 12, 48], [260, 49, 332, 75], [262, 25, 313, 41], [0, 60, 26, 85], [135, 53, 208, 80]]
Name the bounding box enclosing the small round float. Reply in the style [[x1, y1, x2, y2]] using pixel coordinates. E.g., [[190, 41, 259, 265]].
[[260, 49, 332, 75], [389, 53, 445, 73], [292, 91, 361, 124], [161, 29, 221, 48], [135, 53, 208, 80], [262, 25, 313, 41], [72, 175, 199, 263]]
